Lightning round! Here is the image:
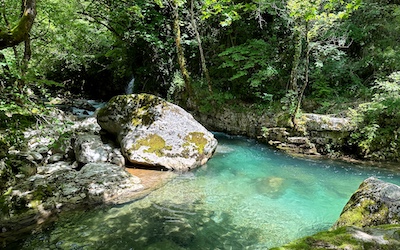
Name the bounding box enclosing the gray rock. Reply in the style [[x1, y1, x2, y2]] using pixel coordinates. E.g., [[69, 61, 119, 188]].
[[193, 107, 277, 138], [77, 163, 142, 202], [110, 148, 125, 167], [28, 151, 43, 162], [37, 146, 49, 154], [287, 137, 310, 144], [263, 127, 289, 142], [304, 114, 354, 132], [29, 162, 143, 205], [48, 153, 64, 163], [74, 134, 124, 166], [333, 177, 400, 229], [97, 94, 218, 171]]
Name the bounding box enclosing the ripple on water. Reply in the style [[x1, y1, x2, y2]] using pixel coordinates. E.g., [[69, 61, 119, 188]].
[[13, 134, 400, 250]]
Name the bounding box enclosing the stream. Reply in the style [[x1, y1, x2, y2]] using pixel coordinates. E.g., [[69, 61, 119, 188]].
[[11, 133, 400, 249]]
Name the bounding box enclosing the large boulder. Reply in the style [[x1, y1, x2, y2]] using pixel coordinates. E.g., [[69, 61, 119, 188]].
[[333, 177, 400, 229], [97, 94, 218, 171]]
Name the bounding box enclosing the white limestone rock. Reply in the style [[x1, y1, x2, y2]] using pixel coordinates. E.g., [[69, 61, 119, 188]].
[[97, 94, 218, 171], [74, 134, 125, 167]]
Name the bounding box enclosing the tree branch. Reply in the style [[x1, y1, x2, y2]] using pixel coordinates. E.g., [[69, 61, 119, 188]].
[[0, 0, 36, 50]]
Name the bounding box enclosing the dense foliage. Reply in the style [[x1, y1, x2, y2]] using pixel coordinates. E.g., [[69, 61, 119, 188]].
[[350, 72, 400, 161], [1, 0, 400, 166]]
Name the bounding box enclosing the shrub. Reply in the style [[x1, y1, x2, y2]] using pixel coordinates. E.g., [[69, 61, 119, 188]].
[[350, 72, 400, 161]]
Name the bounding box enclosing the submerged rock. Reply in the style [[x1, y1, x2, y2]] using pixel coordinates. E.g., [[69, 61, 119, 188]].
[[255, 176, 288, 198], [97, 94, 218, 171], [333, 177, 400, 229]]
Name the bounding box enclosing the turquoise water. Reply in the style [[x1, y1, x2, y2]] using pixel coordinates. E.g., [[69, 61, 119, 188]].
[[14, 133, 400, 249]]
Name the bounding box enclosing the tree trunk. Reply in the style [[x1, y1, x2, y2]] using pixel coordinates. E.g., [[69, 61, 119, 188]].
[[0, 0, 37, 50], [292, 22, 310, 129], [173, 3, 192, 97], [289, 30, 302, 128], [289, 31, 302, 92], [20, 34, 31, 83], [190, 0, 212, 94]]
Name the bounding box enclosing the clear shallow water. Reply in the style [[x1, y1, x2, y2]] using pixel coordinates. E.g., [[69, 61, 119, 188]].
[[15, 133, 400, 249]]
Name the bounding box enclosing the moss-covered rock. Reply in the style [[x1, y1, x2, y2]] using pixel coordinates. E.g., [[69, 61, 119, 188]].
[[272, 224, 400, 250], [272, 178, 400, 249], [333, 177, 400, 229], [97, 94, 218, 171]]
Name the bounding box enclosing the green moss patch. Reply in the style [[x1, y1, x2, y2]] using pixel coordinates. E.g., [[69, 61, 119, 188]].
[[131, 134, 171, 157], [98, 94, 164, 128], [184, 132, 207, 154], [271, 225, 400, 250], [335, 197, 390, 228], [337, 199, 375, 227]]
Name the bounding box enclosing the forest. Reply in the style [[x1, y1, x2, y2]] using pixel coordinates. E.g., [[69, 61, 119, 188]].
[[1, 0, 400, 167]]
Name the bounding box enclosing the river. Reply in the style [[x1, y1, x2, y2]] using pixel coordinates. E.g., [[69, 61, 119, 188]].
[[10, 133, 400, 249]]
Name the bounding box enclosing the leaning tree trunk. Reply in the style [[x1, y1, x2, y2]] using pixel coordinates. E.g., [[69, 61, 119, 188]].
[[0, 0, 37, 50]]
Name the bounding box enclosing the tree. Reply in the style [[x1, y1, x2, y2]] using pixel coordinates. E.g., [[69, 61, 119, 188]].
[[0, 0, 36, 50], [286, 0, 361, 128], [350, 71, 400, 161]]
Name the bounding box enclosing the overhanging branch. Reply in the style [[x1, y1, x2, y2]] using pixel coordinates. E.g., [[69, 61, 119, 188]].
[[0, 0, 36, 50]]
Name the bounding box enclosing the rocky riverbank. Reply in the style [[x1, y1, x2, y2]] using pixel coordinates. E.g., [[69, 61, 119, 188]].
[[2, 95, 399, 248], [1, 94, 217, 245], [191, 105, 356, 159]]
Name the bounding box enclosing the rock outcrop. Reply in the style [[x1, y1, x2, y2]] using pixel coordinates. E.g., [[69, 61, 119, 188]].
[[97, 94, 218, 171], [333, 177, 400, 229], [192, 106, 355, 157], [193, 106, 277, 137], [303, 114, 354, 155], [1, 103, 170, 239]]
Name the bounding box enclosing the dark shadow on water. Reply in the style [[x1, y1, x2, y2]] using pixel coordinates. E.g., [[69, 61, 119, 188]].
[[11, 201, 264, 250]]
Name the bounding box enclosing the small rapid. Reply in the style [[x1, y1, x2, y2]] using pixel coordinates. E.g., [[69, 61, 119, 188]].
[[13, 133, 400, 249]]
